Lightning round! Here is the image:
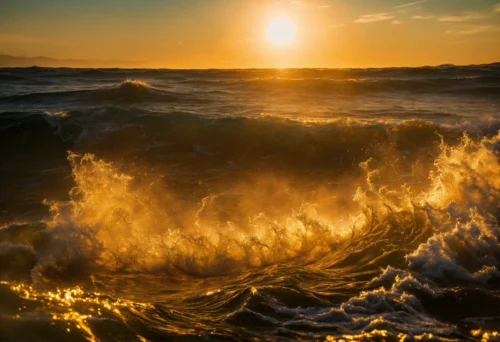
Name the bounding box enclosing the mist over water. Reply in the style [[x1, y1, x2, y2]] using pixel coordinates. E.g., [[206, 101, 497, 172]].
[[0, 64, 500, 341]]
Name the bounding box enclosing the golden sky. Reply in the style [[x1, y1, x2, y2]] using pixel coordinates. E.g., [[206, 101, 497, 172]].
[[0, 0, 499, 68]]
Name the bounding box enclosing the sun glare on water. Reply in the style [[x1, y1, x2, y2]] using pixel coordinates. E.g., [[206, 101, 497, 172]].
[[266, 17, 296, 46]]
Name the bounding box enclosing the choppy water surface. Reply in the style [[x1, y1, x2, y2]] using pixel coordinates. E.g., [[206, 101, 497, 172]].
[[1, 64, 500, 341]]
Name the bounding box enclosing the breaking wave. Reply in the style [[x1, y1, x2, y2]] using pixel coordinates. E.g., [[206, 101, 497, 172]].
[[1, 129, 499, 339]]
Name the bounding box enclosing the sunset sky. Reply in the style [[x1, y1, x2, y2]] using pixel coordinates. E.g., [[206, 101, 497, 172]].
[[0, 0, 499, 68]]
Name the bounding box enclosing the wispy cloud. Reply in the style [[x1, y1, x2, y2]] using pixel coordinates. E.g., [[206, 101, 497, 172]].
[[412, 14, 434, 19], [391, 20, 403, 25], [494, 4, 500, 13], [446, 25, 491, 35], [394, 0, 428, 9], [438, 12, 488, 22], [237, 38, 257, 44], [354, 13, 395, 23]]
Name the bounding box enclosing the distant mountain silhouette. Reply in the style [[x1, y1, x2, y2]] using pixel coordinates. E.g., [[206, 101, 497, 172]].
[[0, 55, 144, 68]]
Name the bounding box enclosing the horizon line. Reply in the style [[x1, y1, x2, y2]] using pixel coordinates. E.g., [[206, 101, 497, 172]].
[[0, 53, 500, 70], [1, 61, 499, 70], [1, 54, 499, 71]]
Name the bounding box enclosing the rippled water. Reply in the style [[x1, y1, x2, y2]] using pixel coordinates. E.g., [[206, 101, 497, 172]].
[[0, 64, 500, 341]]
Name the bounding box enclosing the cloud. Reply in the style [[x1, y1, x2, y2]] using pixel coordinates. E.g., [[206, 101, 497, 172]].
[[445, 25, 491, 35], [394, 0, 428, 9], [391, 20, 402, 25], [354, 13, 395, 23], [412, 14, 434, 19], [438, 12, 488, 22], [494, 4, 500, 13]]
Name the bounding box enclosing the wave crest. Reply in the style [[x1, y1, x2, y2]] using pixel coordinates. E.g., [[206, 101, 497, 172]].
[[0, 131, 495, 283]]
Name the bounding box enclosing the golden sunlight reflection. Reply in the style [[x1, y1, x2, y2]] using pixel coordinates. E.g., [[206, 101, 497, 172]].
[[2, 281, 149, 342]]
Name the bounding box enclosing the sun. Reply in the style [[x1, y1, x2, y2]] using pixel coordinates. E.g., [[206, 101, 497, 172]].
[[266, 17, 297, 46]]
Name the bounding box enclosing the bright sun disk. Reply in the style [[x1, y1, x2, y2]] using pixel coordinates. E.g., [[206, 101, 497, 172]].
[[266, 17, 296, 46]]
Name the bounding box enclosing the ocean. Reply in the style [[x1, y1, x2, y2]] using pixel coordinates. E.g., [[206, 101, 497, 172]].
[[0, 64, 499, 341]]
